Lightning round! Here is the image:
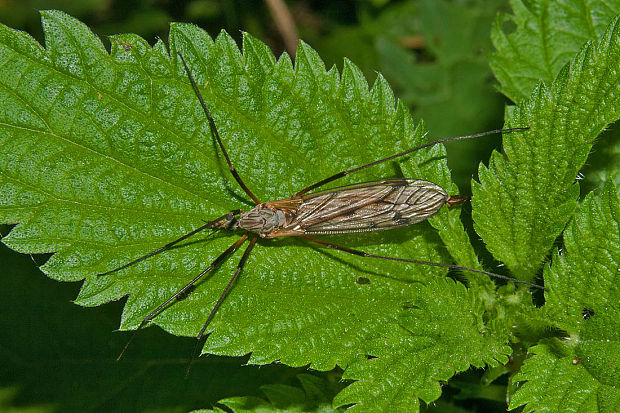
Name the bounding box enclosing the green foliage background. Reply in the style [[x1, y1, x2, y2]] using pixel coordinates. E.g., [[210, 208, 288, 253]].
[[0, 1, 618, 412]]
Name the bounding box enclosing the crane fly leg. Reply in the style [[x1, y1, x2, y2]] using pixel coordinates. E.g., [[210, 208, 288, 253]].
[[301, 236, 545, 290], [294, 128, 528, 197], [178, 53, 260, 204], [97, 210, 241, 277], [186, 235, 258, 376], [116, 234, 249, 361]]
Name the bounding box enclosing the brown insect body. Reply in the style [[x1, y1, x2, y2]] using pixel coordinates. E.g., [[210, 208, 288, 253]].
[[222, 179, 455, 238]]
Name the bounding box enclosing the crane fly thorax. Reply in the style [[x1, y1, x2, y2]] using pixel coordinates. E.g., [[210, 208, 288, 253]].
[[237, 204, 291, 236]]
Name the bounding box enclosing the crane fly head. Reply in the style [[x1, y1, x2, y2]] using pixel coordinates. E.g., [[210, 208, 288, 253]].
[[208, 210, 242, 231]]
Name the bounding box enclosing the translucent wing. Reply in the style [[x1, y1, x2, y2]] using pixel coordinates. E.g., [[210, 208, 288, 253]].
[[266, 179, 448, 237]]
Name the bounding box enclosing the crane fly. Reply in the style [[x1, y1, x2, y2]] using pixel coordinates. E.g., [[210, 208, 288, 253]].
[[99, 53, 543, 361]]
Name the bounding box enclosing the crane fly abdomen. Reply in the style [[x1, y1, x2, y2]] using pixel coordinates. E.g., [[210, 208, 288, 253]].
[[248, 179, 451, 238]]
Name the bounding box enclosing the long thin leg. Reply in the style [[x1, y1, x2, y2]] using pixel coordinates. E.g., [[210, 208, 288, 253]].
[[116, 234, 249, 361], [178, 53, 261, 204], [302, 235, 545, 290], [295, 127, 528, 196], [97, 210, 240, 276], [186, 236, 258, 376]]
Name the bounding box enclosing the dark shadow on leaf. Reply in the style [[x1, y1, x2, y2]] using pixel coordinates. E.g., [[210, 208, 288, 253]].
[[417, 154, 448, 169], [390, 160, 405, 179], [297, 242, 388, 279], [176, 284, 196, 300]]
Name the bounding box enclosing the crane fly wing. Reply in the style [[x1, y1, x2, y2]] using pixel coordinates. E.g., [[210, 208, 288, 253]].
[[266, 179, 449, 237], [300, 179, 449, 233]]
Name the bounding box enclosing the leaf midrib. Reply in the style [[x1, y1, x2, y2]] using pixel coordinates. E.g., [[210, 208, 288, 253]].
[[0, 179, 207, 222]]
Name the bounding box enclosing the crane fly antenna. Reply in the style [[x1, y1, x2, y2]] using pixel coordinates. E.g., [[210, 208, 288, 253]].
[[177, 52, 261, 204], [97, 210, 240, 277], [295, 127, 529, 196], [186, 236, 258, 377], [116, 234, 249, 361], [301, 236, 546, 290]]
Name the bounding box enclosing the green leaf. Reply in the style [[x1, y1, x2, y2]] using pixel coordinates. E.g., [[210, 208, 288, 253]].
[[545, 181, 620, 331], [510, 339, 620, 412], [489, 0, 620, 103], [472, 15, 620, 281], [490, 1, 620, 195], [0, 10, 473, 377], [581, 128, 620, 190], [0, 386, 54, 413], [333, 277, 511, 412], [202, 374, 344, 412], [509, 182, 620, 411]]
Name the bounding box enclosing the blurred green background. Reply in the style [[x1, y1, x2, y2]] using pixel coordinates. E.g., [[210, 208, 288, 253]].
[[1, 0, 517, 411]]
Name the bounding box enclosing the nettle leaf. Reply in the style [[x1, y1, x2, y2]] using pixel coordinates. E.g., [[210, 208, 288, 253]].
[[544, 182, 620, 331], [202, 374, 344, 412], [509, 182, 620, 412], [472, 16, 620, 282], [489, 0, 620, 103], [333, 277, 511, 411], [0, 10, 481, 379]]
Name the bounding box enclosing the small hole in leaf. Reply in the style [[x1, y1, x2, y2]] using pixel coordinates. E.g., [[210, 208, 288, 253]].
[[500, 17, 517, 35], [582, 307, 595, 320], [355, 276, 370, 285]]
